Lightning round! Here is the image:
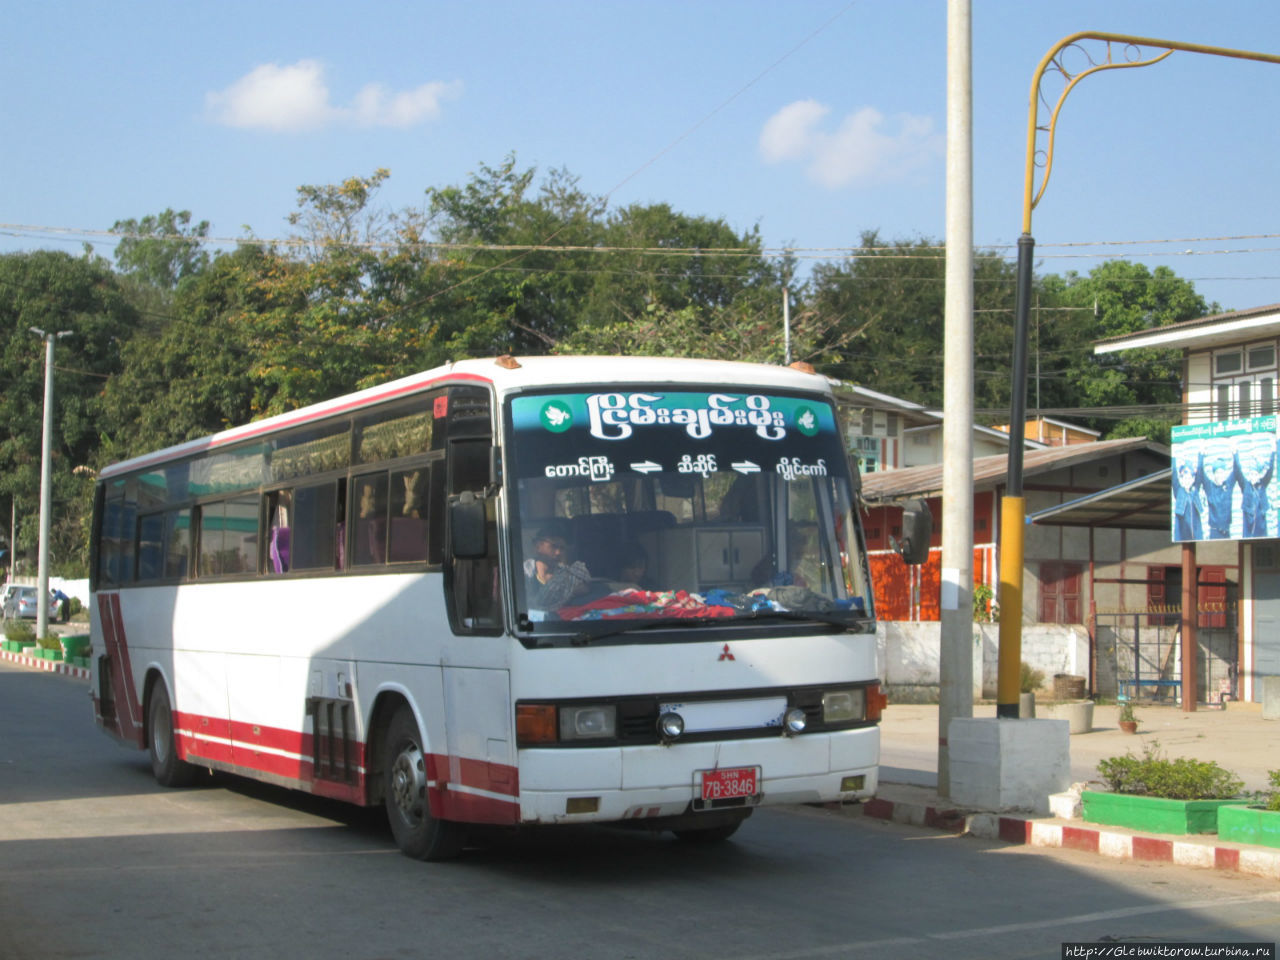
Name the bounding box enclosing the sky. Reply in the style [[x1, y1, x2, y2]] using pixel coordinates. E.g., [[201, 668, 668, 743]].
[[4, 0, 1280, 313]]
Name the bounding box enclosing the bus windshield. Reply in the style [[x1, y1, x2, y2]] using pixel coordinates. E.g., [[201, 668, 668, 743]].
[[507, 388, 872, 637]]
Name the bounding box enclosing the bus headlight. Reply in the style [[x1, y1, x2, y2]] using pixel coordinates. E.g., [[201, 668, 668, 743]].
[[657, 711, 685, 740], [559, 705, 617, 741], [784, 707, 808, 733], [822, 688, 866, 723]]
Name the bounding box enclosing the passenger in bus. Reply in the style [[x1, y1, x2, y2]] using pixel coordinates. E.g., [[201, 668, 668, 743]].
[[523, 524, 591, 610], [615, 541, 651, 590]]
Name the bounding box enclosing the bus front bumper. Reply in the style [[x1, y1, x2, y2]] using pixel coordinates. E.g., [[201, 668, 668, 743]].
[[516, 725, 879, 825]]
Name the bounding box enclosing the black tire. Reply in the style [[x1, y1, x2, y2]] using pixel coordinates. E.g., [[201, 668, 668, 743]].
[[148, 680, 199, 788], [384, 706, 466, 861]]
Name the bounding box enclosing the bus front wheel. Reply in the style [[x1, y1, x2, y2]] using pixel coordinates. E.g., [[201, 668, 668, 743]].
[[147, 681, 199, 788], [383, 706, 466, 861]]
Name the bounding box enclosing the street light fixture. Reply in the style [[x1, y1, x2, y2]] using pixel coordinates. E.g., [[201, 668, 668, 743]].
[[29, 326, 72, 639], [998, 33, 1280, 718]]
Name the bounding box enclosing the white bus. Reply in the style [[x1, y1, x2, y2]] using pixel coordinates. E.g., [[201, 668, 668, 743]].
[[90, 355, 928, 859]]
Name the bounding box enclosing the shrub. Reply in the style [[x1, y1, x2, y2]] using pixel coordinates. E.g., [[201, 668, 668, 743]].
[[1019, 662, 1045, 694], [1118, 701, 1138, 726], [972, 584, 998, 622], [37, 634, 61, 651], [1267, 770, 1280, 813], [4, 620, 35, 644], [1097, 741, 1243, 800]]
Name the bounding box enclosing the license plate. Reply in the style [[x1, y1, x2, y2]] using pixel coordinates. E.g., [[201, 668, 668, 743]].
[[699, 766, 759, 801]]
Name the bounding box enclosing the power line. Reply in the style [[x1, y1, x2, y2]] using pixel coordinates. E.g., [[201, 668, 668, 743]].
[[5, 220, 1280, 262]]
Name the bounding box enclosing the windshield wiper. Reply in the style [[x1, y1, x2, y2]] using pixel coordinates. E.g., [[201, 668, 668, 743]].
[[565, 609, 857, 646], [568, 616, 747, 646]]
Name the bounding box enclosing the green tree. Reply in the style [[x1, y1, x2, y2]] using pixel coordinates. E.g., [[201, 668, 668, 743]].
[[97, 245, 280, 458], [809, 231, 1018, 406], [413, 156, 604, 360], [111, 208, 211, 291], [0, 250, 138, 574], [1038, 260, 1212, 438]]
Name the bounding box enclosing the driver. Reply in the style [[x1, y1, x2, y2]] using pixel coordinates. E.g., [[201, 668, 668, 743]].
[[524, 523, 591, 610]]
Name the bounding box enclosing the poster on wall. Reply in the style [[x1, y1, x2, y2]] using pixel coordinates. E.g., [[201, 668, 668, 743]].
[[1170, 415, 1278, 542]]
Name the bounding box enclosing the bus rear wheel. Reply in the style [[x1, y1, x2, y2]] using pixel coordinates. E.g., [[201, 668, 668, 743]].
[[147, 681, 199, 788], [383, 706, 466, 861]]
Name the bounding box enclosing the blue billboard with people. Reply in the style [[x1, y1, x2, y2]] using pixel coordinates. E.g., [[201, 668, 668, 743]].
[[1171, 416, 1278, 542]]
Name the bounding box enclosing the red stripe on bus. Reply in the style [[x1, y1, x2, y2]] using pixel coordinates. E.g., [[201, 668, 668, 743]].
[[172, 708, 519, 822], [176, 731, 235, 765], [98, 594, 144, 748], [426, 753, 520, 824]]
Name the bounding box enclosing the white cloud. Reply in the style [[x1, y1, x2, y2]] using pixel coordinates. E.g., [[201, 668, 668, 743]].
[[206, 60, 461, 132], [349, 80, 462, 128], [759, 100, 943, 187]]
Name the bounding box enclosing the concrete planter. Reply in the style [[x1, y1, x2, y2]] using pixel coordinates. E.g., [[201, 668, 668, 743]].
[[1051, 700, 1094, 734], [1082, 790, 1245, 835], [1218, 805, 1280, 849], [60, 635, 90, 659]]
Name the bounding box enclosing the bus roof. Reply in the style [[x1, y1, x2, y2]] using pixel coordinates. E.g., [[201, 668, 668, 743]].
[[98, 355, 835, 479]]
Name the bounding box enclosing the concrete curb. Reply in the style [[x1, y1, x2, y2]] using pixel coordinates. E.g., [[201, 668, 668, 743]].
[[0, 647, 90, 681], [861, 791, 1280, 882]]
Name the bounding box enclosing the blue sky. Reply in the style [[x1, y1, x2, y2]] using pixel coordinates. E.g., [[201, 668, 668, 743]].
[[4, 0, 1280, 312]]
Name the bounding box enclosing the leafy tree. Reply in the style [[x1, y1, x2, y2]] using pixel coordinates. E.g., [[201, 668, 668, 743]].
[[288, 168, 394, 260], [111, 208, 211, 291], [1036, 260, 1212, 438], [809, 231, 1019, 407], [413, 156, 605, 360], [0, 250, 138, 574]]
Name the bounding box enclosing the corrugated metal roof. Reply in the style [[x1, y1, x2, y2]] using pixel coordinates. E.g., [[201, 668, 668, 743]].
[[1094, 303, 1280, 350], [860, 436, 1167, 503], [1027, 468, 1172, 530]]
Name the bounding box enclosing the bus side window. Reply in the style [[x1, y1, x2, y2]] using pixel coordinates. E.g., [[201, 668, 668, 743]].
[[137, 513, 165, 581], [388, 468, 428, 563], [426, 460, 445, 565], [165, 508, 190, 580], [267, 490, 292, 574], [352, 474, 389, 566], [446, 439, 500, 633], [293, 482, 338, 571], [450, 439, 490, 494], [98, 488, 125, 586]]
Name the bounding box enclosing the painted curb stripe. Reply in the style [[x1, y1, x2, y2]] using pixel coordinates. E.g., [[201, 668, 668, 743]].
[[862, 796, 1280, 880]]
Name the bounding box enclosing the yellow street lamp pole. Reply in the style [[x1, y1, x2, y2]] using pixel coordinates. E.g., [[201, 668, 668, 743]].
[[998, 32, 1280, 718]]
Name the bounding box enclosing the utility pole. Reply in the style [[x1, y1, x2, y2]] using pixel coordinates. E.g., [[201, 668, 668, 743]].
[[30, 327, 71, 638], [939, 0, 975, 794], [783, 285, 792, 365], [998, 31, 1280, 718]]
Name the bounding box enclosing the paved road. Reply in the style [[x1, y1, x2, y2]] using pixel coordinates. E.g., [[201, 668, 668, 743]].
[[2, 662, 1277, 960]]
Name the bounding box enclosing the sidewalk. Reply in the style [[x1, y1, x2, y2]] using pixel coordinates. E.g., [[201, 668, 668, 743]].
[[858, 701, 1280, 881], [0, 643, 91, 680]]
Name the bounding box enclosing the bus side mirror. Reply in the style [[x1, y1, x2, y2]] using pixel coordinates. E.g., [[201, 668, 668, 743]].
[[898, 499, 932, 565], [449, 492, 488, 559]]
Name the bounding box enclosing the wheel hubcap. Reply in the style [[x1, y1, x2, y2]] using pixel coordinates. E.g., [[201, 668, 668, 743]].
[[390, 742, 426, 822], [151, 703, 169, 763]]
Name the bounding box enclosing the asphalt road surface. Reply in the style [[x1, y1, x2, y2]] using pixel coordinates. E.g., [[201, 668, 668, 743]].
[[2, 662, 1276, 960]]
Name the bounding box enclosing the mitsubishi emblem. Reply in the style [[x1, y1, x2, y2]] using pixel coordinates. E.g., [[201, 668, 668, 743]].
[[718, 643, 735, 662]]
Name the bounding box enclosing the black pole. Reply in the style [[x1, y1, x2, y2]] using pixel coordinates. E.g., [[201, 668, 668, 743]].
[[1007, 233, 1035, 497], [995, 233, 1036, 720]]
